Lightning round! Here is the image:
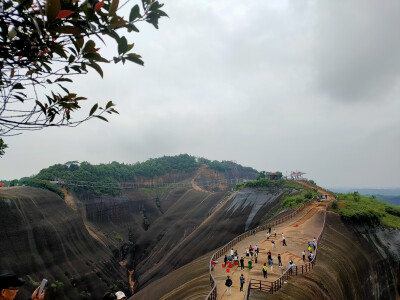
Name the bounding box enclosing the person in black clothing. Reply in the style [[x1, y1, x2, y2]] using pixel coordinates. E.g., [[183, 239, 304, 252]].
[[224, 255, 228, 265], [102, 292, 117, 300], [268, 225, 271, 234], [278, 254, 282, 266], [240, 257, 245, 270], [225, 276, 232, 296], [0, 273, 45, 300]]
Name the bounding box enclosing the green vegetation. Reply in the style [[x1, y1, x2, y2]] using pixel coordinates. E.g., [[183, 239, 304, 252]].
[[19, 178, 65, 199], [111, 231, 123, 243], [235, 178, 303, 190], [331, 201, 338, 210], [335, 193, 400, 229], [256, 171, 283, 180], [281, 189, 318, 209], [197, 158, 257, 173], [33, 154, 256, 196], [308, 180, 317, 186]]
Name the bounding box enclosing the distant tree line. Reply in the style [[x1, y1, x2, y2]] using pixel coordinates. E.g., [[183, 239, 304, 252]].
[[2, 154, 257, 197]]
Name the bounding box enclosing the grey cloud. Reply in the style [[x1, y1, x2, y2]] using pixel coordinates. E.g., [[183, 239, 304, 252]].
[[313, 0, 400, 101]]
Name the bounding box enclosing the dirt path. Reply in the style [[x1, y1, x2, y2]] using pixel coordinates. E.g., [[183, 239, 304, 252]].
[[213, 187, 332, 300], [62, 187, 77, 211], [191, 165, 212, 193]]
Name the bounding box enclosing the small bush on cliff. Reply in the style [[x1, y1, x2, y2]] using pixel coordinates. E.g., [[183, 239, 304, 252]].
[[20, 178, 65, 199], [385, 206, 400, 217], [331, 201, 338, 210]]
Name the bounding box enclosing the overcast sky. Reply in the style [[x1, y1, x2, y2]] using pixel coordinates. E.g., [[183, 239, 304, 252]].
[[1, 0, 400, 189]]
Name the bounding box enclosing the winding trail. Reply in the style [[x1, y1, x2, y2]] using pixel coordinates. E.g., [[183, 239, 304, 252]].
[[212, 185, 333, 300], [191, 165, 212, 193]]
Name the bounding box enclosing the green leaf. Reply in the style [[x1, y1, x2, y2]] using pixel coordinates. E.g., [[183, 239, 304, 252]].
[[52, 44, 67, 58], [83, 40, 95, 53], [106, 101, 114, 109], [71, 65, 82, 73], [12, 83, 25, 90], [129, 4, 140, 22], [96, 115, 108, 122], [118, 37, 128, 55], [125, 53, 144, 66], [89, 103, 98, 116], [83, 53, 109, 63], [55, 78, 73, 82], [127, 23, 139, 33], [68, 55, 76, 64], [45, 0, 61, 23], [109, 0, 119, 16], [14, 95, 25, 102], [36, 100, 46, 114], [88, 61, 103, 78]]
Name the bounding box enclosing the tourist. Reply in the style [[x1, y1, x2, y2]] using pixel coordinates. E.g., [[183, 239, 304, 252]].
[[271, 240, 275, 249], [274, 229, 277, 238], [211, 261, 216, 271], [302, 250, 306, 262], [231, 248, 234, 256], [282, 235, 287, 246], [266, 232, 270, 240], [246, 249, 250, 257], [102, 291, 117, 300], [0, 273, 45, 300], [115, 291, 126, 300], [263, 263, 268, 278], [310, 252, 314, 261], [234, 255, 238, 264], [240, 257, 245, 270], [278, 254, 282, 266], [225, 276, 233, 296], [288, 260, 295, 274], [270, 258, 274, 271], [308, 244, 312, 252], [224, 255, 228, 265], [268, 225, 271, 234], [239, 274, 245, 292], [313, 238, 317, 251], [254, 251, 258, 263], [254, 245, 258, 254], [267, 250, 272, 261]]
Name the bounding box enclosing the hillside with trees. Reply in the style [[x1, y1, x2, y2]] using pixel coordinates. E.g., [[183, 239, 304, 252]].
[[2, 154, 258, 196]]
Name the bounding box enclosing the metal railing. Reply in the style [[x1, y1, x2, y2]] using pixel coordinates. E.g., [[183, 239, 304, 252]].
[[205, 199, 316, 300], [245, 203, 328, 298]]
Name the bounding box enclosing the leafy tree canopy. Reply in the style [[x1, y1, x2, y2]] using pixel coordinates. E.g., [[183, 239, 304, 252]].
[[30, 154, 257, 196], [0, 0, 167, 154]]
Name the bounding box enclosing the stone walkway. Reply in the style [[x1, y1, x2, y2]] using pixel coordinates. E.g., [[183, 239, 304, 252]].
[[213, 199, 328, 300]]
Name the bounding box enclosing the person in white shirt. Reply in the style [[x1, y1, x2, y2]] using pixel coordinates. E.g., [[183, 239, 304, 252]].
[[302, 250, 306, 261]]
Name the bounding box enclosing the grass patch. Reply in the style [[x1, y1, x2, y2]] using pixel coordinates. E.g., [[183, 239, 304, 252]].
[[281, 190, 318, 209], [335, 193, 400, 229]]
